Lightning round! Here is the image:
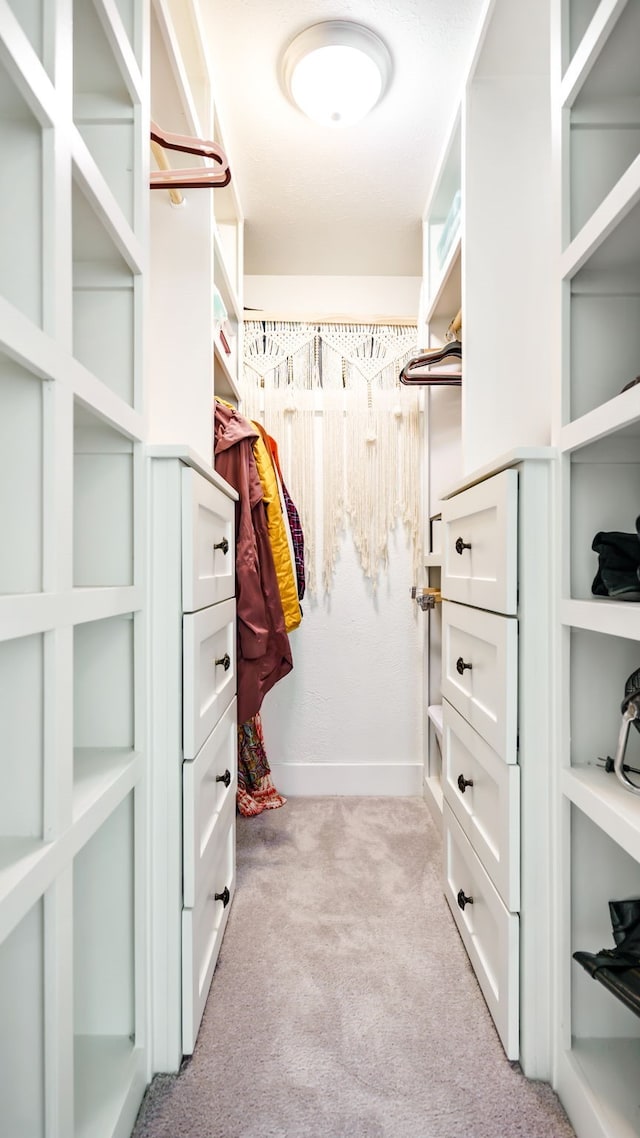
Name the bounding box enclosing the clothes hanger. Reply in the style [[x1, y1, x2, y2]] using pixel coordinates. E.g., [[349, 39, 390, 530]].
[[399, 338, 462, 385], [150, 121, 231, 189]]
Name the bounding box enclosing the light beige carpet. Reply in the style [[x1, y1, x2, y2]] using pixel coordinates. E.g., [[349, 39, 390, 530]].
[[133, 797, 575, 1138]]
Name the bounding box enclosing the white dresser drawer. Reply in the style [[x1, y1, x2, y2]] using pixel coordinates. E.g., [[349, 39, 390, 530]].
[[443, 802, 519, 1061], [442, 468, 518, 615], [182, 466, 235, 613], [183, 698, 237, 908], [182, 812, 235, 1055], [442, 699, 520, 910], [183, 598, 236, 759], [441, 601, 517, 762]]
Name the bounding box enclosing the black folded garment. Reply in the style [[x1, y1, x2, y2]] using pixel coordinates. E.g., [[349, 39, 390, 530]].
[[592, 524, 640, 599]]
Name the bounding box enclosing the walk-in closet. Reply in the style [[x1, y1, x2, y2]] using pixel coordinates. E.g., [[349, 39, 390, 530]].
[[1, 0, 639, 1136]]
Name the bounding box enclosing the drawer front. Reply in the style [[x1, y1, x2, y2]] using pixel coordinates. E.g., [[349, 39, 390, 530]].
[[442, 699, 520, 909], [441, 601, 517, 762], [443, 803, 519, 1061], [182, 467, 235, 613], [182, 813, 235, 1055], [442, 468, 518, 615], [183, 599, 236, 759], [183, 698, 237, 908]]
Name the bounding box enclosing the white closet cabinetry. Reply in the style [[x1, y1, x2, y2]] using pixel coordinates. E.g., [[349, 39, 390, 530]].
[[552, 3, 640, 1136], [149, 0, 244, 463], [440, 452, 553, 1076], [0, 3, 149, 1137], [419, 108, 463, 822], [149, 452, 238, 1071]]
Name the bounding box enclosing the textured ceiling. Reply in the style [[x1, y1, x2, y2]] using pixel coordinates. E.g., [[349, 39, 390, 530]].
[[206, 0, 485, 277]]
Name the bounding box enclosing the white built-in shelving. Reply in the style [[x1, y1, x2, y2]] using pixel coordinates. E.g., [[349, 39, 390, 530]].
[[149, 0, 244, 466], [0, 2, 148, 1136], [553, 2, 640, 1135]]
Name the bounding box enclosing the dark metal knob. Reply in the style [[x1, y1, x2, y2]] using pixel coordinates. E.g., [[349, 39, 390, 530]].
[[216, 769, 231, 787], [214, 886, 230, 908], [457, 774, 473, 794], [215, 653, 231, 670], [457, 889, 473, 911], [213, 537, 229, 554], [456, 656, 472, 675], [455, 537, 471, 555]]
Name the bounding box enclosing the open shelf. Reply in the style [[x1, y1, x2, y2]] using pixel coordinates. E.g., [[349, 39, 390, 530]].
[[214, 338, 240, 403], [567, 0, 640, 239], [423, 112, 461, 315], [562, 1038, 640, 1138], [0, 56, 45, 329], [72, 176, 138, 407], [570, 805, 640, 1041], [0, 351, 44, 595], [5, 0, 50, 77], [73, 793, 137, 1138], [0, 633, 43, 841], [567, 437, 640, 600], [73, 0, 138, 229], [0, 897, 45, 1137], [74, 615, 134, 756], [74, 404, 135, 588]]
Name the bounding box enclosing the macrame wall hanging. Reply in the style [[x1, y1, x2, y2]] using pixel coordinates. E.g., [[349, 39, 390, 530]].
[[242, 320, 422, 596]]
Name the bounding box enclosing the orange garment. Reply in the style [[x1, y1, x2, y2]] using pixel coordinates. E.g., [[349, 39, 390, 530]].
[[252, 423, 301, 633]]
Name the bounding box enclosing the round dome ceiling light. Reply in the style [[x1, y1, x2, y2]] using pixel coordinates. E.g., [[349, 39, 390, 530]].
[[282, 21, 393, 127]]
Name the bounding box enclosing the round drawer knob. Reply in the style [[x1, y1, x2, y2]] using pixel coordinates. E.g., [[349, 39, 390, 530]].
[[456, 656, 472, 675], [214, 886, 230, 908], [215, 653, 231, 671], [455, 537, 471, 555], [213, 537, 229, 555], [457, 888, 473, 911], [216, 769, 231, 788], [457, 774, 473, 794]]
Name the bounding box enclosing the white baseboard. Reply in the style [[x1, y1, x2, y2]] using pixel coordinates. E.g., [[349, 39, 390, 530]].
[[269, 762, 423, 797]]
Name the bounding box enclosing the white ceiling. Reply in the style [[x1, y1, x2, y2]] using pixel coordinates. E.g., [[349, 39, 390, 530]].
[[207, 0, 485, 278]]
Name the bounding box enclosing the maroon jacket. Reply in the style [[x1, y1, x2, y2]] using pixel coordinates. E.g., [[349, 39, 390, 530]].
[[214, 401, 293, 723]]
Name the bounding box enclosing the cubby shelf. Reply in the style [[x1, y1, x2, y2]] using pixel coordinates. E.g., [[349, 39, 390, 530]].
[[214, 338, 240, 403], [0, 1, 149, 1135], [554, 0, 640, 1132], [562, 767, 640, 863]]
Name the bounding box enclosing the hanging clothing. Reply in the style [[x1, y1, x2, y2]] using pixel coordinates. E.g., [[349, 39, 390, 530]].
[[250, 426, 302, 632], [236, 713, 286, 817], [258, 426, 306, 601], [214, 399, 293, 723]]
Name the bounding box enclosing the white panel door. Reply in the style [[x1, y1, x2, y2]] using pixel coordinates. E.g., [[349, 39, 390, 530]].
[[183, 699, 237, 908], [442, 468, 518, 614], [182, 467, 235, 613], [443, 803, 519, 1061], [183, 599, 236, 759], [442, 699, 520, 909], [441, 601, 517, 761]]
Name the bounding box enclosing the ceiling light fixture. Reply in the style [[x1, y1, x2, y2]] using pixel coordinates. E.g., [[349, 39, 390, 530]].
[[282, 21, 392, 127]]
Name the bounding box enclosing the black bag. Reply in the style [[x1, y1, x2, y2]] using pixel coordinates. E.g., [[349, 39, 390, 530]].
[[591, 521, 640, 599]]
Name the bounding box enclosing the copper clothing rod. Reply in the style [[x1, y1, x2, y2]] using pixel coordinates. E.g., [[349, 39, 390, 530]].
[[243, 311, 418, 327]]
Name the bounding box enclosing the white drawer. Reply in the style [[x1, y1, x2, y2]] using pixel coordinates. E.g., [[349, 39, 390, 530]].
[[183, 698, 237, 908], [441, 601, 517, 762], [183, 598, 236, 759], [182, 466, 235, 613], [182, 811, 235, 1055], [443, 802, 519, 1061], [442, 469, 517, 615], [442, 699, 520, 910]]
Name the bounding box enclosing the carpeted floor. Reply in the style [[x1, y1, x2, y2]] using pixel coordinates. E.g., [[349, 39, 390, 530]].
[[133, 797, 575, 1138]]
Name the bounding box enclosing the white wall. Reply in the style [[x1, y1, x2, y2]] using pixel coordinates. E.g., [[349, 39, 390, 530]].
[[244, 275, 420, 320], [244, 274, 424, 796]]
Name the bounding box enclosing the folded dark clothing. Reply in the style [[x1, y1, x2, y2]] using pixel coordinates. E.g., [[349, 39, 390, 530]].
[[592, 529, 640, 598]]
